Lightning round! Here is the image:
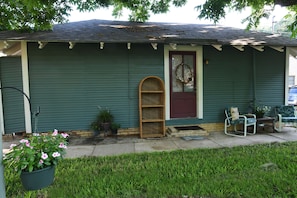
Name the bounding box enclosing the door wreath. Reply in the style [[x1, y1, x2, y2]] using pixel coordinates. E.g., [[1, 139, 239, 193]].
[[175, 63, 193, 84]]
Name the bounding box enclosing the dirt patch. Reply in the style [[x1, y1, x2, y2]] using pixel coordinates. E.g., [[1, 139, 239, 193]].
[[67, 134, 143, 146], [68, 136, 105, 145]]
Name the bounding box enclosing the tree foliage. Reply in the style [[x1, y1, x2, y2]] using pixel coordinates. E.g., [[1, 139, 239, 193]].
[[0, 0, 186, 31], [107, 0, 187, 22], [196, 0, 297, 37], [0, 0, 73, 31], [286, 5, 297, 37], [1, 0, 297, 37]]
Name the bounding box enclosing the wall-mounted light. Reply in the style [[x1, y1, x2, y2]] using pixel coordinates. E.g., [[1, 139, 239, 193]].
[[204, 59, 209, 65]]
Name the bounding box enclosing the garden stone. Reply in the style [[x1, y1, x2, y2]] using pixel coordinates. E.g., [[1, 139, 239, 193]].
[[260, 163, 278, 171]]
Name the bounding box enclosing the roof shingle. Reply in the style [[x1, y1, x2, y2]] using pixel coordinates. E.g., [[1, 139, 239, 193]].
[[0, 19, 296, 46]]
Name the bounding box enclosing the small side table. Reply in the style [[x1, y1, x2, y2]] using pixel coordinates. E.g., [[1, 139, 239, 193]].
[[257, 117, 276, 132]]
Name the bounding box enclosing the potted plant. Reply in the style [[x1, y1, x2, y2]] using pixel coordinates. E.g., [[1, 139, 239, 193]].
[[111, 122, 121, 134], [3, 129, 69, 190], [98, 109, 113, 130], [91, 108, 114, 133], [255, 105, 271, 118]]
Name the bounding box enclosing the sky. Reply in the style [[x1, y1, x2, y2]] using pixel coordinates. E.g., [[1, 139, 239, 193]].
[[68, 0, 289, 29]]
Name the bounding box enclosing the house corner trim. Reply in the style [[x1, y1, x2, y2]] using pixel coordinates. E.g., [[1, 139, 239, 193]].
[[21, 41, 32, 133]]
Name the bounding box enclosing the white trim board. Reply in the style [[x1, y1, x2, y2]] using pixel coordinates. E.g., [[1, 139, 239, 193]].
[[164, 45, 203, 120]]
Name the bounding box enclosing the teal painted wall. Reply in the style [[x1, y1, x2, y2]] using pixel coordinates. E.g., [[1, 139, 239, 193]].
[[167, 45, 286, 126], [28, 43, 164, 132], [0, 44, 287, 133], [203, 46, 285, 123], [0, 57, 25, 134], [203, 46, 254, 122], [254, 48, 285, 105]]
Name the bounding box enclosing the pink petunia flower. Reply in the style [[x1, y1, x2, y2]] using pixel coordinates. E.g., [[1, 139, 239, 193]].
[[20, 139, 29, 144], [52, 129, 58, 136], [61, 133, 69, 138], [9, 144, 17, 149], [39, 159, 44, 164], [41, 152, 48, 160], [59, 143, 67, 149], [25, 142, 32, 149], [52, 152, 61, 158]]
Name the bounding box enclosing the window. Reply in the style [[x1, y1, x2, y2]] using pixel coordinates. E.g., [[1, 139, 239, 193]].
[[289, 75, 295, 87]]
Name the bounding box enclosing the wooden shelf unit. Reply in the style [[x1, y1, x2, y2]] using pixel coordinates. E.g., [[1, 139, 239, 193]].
[[139, 76, 165, 138]]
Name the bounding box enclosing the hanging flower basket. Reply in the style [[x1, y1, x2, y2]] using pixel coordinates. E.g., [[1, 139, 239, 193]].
[[3, 129, 69, 191], [20, 165, 55, 190]]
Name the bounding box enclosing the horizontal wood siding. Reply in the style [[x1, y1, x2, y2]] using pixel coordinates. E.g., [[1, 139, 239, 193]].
[[2, 43, 284, 132], [254, 48, 285, 106], [168, 45, 285, 126], [28, 43, 164, 132], [203, 46, 253, 123], [0, 57, 25, 134], [128, 44, 164, 128], [195, 46, 253, 122], [203, 46, 285, 123]]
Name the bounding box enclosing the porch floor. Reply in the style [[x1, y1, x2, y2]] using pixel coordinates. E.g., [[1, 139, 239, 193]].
[[2, 127, 297, 158]]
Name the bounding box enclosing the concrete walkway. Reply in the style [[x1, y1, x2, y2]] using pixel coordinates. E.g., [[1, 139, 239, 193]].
[[2, 128, 297, 158]]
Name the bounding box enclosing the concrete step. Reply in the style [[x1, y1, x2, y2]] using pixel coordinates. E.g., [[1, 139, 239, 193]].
[[166, 125, 209, 137]]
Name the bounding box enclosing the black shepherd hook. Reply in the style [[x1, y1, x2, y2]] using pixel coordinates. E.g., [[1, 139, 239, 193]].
[[0, 86, 40, 132], [0, 86, 32, 113]]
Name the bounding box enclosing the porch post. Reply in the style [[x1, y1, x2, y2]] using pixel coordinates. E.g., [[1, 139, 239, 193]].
[[252, 50, 256, 109], [0, 67, 6, 198], [21, 41, 32, 133], [0, 137, 6, 198], [0, 80, 5, 135], [0, 83, 6, 198], [285, 47, 290, 105]]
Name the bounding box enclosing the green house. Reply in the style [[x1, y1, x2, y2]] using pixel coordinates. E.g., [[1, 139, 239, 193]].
[[0, 20, 297, 135]]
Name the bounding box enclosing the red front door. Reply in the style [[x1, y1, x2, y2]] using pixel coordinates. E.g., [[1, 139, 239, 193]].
[[170, 51, 196, 118]]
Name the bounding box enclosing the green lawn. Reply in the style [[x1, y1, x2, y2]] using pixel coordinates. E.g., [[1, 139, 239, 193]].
[[5, 141, 297, 197]]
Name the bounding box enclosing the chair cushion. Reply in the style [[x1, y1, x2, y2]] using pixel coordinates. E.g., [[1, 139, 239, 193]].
[[230, 107, 239, 120], [281, 117, 297, 122], [275, 105, 295, 117], [247, 118, 256, 124], [231, 117, 256, 125]]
